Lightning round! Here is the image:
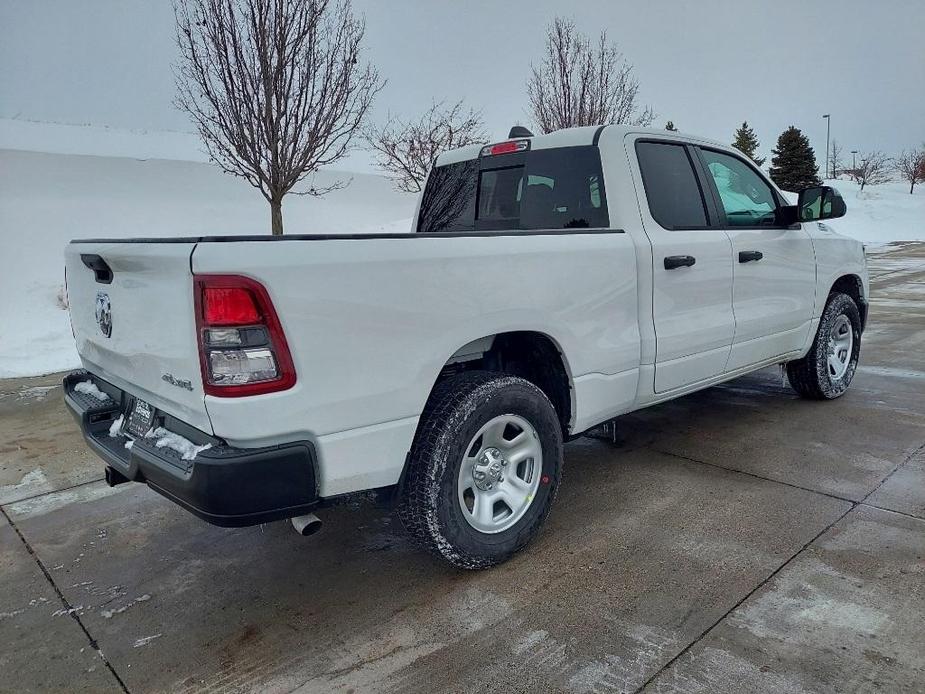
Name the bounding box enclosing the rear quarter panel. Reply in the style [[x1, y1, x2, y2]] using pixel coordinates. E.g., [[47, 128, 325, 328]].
[[193, 232, 640, 491]]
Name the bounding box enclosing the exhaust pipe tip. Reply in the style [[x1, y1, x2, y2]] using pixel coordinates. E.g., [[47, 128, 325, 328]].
[[291, 513, 322, 536], [105, 466, 130, 487]]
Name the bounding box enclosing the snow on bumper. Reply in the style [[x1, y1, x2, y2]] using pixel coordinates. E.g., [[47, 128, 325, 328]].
[[63, 371, 319, 527]]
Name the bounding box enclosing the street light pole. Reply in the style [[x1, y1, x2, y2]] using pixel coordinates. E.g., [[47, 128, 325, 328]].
[[822, 114, 831, 179]]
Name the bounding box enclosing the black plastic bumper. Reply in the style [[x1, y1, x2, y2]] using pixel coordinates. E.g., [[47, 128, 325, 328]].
[[63, 371, 319, 527]]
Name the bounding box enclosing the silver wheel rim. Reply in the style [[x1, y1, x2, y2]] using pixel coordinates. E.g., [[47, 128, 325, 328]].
[[827, 314, 853, 380], [457, 414, 543, 534]]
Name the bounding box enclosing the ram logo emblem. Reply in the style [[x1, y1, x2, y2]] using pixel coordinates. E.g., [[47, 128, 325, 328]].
[[95, 292, 112, 338]]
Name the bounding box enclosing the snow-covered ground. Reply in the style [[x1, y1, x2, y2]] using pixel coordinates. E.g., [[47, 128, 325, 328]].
[[0, 118, 207, 163], [815, 178, 924, 246], [0, 145, 921, 379], [0, 148, 415, 378]]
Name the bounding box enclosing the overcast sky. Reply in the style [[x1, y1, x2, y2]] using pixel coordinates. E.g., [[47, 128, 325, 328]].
[[2, 0, 923, 165]]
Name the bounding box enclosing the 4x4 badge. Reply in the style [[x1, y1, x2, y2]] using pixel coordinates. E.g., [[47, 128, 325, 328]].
[[95, 292, 112, 338]]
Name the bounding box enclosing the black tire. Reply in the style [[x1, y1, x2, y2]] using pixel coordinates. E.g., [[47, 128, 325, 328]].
[[787, 292, 861, 399], [398, 371, 563, 569]]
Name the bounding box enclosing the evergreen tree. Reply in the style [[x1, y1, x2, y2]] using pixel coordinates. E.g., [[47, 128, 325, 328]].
[[731, 121, 765, 166], [665, 120, 678, 131], [769, 126, 821, 192]]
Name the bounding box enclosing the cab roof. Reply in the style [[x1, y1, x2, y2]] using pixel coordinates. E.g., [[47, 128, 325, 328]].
[[434, 124, 728, 166]]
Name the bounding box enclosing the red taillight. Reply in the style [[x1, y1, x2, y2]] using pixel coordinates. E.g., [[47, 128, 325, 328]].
[[481, 139, 530, 157], [202, 287, 260, 325], [194, 275, 296, 397]]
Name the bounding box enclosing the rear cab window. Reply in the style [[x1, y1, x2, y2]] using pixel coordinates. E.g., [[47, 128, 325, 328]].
[[417, 145, 609, 233]]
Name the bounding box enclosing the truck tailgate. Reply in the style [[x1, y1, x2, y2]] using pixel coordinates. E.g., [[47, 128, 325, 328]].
[[64, 241, 212, 434]]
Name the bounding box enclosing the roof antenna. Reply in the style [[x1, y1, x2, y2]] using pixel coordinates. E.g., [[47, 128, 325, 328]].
[[508, 125, 534, 138]]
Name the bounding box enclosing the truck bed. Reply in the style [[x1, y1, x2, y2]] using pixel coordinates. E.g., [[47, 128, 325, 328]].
[[65, 230, 641, 496]]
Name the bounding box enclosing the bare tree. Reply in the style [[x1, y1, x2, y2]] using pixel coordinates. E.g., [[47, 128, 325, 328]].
[[851, 151, 892, 191], [365, 101, 487, 193], [829, 139, 844, 178], [174, 0, 383, 235], [527, 17, 654, 134], [894, 146, 925, 194]]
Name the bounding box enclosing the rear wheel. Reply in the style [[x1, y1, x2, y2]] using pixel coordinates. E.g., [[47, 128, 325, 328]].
[[786, 292, 861, 399], [398, 371, 563, 569]]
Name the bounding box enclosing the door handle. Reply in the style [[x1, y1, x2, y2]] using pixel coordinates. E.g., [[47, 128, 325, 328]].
[[664, 255, 696, 270], [738, 250, 763, 263]]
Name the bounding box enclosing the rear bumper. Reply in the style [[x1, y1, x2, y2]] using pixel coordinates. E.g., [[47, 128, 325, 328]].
[[63, 371, 319, 527]]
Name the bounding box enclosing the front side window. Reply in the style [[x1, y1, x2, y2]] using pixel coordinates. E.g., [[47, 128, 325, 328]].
[[700, 149, 779, 227], [417, 146, 608, 232], [635, 142, 709, 229]]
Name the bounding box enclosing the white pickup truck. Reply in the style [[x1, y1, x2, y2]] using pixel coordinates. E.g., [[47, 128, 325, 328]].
[[64, 124, 868, 568]]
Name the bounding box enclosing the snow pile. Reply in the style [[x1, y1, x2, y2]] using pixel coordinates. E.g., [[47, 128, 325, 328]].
[[144, 426, 212, 461], [0, 118, 206, 163], [0, 148, 415, 378], [108, 414, 124, 437], [74, 380, 111, 403], [96, 394, 208, 460], [821, 179, 925, 245]]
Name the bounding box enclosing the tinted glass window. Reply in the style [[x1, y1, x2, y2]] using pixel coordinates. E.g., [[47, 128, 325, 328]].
[[417, 146, 608, 232], [516, 148, 608, 229], [700, 149, 779, 227], [635, 142, 708, 229], [477, 167, 522, 227], [416, 159, 478, 232]]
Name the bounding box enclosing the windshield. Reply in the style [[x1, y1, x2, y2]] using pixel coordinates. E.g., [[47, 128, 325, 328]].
[[417, 145, 609, 233]]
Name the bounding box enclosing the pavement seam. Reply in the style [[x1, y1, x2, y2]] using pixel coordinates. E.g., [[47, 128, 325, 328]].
[[859, 441, 925, 504], [0, 506, 131, 694], [0, 476, 105, 511], [631, 500, 856, 694], [632, 441, 925, 692], [651, 448, 857, 504], [858, 502, 925, 522], [850, 440, 925, 523]]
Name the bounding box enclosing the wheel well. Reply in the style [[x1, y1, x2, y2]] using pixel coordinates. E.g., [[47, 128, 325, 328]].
[[438, 332, 572, 434], [830, 274, 867, 330]]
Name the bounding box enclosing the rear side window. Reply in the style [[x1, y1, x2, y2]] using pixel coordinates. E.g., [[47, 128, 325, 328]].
[[635, 142, 709, 229], [416, 159, 479, 233], [417, 146, 609, 232]]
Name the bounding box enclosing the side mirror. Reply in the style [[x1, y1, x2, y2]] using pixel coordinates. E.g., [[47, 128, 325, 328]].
[[798, 185, 846, 222]]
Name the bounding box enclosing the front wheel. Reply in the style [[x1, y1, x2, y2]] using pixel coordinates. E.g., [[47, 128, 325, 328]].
[[398, 371, 563, 569], [786, 292, 861, 399]]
